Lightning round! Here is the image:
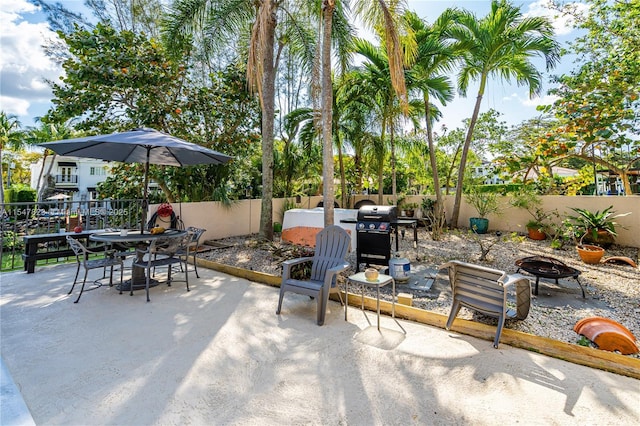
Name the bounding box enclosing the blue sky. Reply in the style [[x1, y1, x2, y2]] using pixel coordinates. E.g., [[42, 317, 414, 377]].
[[0, 0, 586, 130]]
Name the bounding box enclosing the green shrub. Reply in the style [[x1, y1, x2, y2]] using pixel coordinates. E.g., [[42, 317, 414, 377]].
[[474, 184, 523, 194]]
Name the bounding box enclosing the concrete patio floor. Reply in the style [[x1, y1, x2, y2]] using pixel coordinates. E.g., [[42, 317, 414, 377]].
[[1, 263, 639, 425]]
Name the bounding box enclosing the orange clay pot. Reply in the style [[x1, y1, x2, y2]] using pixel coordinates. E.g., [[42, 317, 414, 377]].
[[576, 244, 604, 264]]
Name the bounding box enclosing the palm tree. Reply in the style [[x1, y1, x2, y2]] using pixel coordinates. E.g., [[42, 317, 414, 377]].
[[321, 0, 410, 226], [447, 0, 560, 228], [347, 38, 415, 205], [24, 120, 75, 201], [0, 112, 23, 204], [165, 0, 283, 241], [405, 10, 457, 233], [334, 75, 376, 199]]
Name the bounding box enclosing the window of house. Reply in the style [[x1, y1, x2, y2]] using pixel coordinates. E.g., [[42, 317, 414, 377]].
[[60, 167, 72, 182], [90, 167, 106, 176]]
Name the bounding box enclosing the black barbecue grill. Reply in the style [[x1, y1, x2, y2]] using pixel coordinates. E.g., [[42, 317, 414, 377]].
[[356, 205, 397, 271]]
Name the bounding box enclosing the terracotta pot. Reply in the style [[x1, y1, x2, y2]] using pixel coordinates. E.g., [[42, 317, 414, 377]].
[[527, 227, 546, 240], [576, 244, 605, 264]]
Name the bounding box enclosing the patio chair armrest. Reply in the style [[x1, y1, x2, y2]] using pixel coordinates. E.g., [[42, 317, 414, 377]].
[[282, 257, 313, 279], [500, 273, 530, 288], [323, 262, 350, 288], [84, 245, 112, 256], [501, 273, 531, 320]]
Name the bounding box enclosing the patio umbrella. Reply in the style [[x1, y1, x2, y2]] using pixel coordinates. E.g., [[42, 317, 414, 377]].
[[46, 193, 71, 200], [39, 127, 232, 231]]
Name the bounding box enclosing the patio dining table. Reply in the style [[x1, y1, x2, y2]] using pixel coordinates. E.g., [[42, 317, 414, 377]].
[[90, 229, 187, 291]]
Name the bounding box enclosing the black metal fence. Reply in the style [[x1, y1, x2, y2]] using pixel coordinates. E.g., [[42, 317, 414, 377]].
[[1, 199, 142, 272]]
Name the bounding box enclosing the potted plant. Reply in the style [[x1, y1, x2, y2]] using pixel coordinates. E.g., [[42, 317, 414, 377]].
[[403, 202, 419, 218], [525, 218, 547, 240], [391, 194, 407, 216], [567, 206, 630, 249], [465, 188, 502, 234], [575, 231, 606, 264], [509, 190, 554, 240]]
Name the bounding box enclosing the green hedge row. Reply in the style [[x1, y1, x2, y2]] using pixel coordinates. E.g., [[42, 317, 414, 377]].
[[471, 184, 524, 194]]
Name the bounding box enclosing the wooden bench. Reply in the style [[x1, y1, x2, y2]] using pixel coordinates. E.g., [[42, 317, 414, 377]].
[[22, 230, 105, 273]]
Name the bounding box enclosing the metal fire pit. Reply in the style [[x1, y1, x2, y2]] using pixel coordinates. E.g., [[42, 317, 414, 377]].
[[356, 205, 397, 271], [515, 255, 585, 298]]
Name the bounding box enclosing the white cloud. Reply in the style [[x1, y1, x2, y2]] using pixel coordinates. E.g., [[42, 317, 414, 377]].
[[0, 0, 62, 123], [524, 0, 590, 36], [522, 93, 558, 107], [0, 95, 31, 116]]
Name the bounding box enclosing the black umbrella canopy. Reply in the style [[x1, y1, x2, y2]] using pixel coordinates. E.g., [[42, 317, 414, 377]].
[[39, 128, 233, 231], [39, 127, 232, 166]]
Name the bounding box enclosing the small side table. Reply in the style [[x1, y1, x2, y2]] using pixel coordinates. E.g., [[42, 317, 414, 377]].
[[346, 272, 405, 333]]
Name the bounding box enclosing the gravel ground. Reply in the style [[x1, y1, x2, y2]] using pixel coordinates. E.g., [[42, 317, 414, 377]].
[[200, 228, 640, 358]]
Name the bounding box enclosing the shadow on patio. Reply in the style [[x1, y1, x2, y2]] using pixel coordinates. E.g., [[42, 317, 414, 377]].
[[1, 263, 639, 424]]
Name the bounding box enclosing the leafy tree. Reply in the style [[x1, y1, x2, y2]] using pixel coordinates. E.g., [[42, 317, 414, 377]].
[[540, 0, 639, 195], [48, 23, 189, 132], [47, 24, 260, 202], [447, 0, 560, 228], [347, 38, 411, 205]]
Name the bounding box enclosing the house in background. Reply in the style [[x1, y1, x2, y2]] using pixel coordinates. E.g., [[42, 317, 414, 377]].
[[472, 162, 507, 185], [30, 155, 113, 202]]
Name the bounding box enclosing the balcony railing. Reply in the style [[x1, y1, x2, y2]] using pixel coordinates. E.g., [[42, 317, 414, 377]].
[[1, 199, 142, 272], [55, 175, 78, 184]]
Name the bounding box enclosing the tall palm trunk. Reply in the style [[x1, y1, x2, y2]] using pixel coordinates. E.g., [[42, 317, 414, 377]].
[[390, 117, 396, 201], [424, 93, 445, 235], [451, 76, 486, 228], [35, 151, 48, 201], [258, 6, 277, 241], [37, 153, 58, 201], [337, 132, 347, 209], [377, 117, 387, 205], [321, 0, 335, 226]]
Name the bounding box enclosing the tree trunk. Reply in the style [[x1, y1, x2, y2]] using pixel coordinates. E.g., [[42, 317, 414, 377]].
[[377, 161, 384, 205], [258, 4, 277, 241], [451, 76, 486, 228], [337, 132, 347, 208], [35, 151, 48, 201], [321, 0, 335, 227], [390, 118, 396, 202], [38, 153, 57, 201], [424, 94, 445, 234]]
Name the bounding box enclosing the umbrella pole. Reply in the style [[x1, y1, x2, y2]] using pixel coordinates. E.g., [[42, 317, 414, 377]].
[[141, 150, 150, 233]]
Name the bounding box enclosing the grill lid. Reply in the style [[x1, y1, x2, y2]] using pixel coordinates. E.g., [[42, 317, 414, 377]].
[[357, 205, 397, 223]]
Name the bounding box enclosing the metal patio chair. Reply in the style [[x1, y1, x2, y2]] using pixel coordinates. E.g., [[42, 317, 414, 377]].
[[66, 236, 123, 303], [277, 225, 351, 325], [176, 227, 206, 278], [132, 233, 191, 302]]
